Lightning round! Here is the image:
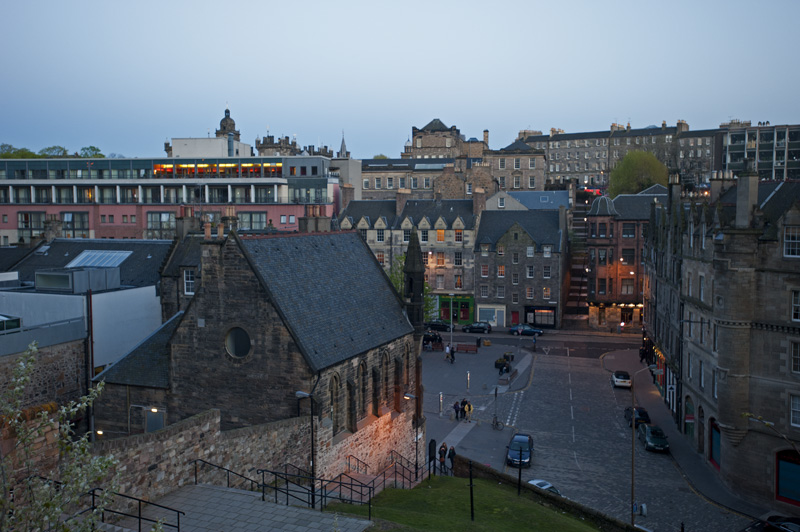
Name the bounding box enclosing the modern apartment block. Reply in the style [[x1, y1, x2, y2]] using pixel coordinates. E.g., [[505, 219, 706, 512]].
[[719, 119, 800, 181]]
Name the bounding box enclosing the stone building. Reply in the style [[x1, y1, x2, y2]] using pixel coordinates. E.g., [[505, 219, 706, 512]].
[[584, 185, 666, 332], [339, 191, 483, 326], [644, 165, 800, 508], [93, 228, 424, 481], [401, 119, 484, 160], [472, 208, 569, 328]]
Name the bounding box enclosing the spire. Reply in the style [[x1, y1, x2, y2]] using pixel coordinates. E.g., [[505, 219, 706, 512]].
[[403, 227, 425, 336], [338, 131, 349, 158]]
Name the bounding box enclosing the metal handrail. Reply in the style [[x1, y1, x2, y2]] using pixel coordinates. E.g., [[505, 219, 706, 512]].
[[346, 455, 369, 475], [86, 488, 185, 532], [192, 459, 259, 492], [387, 450, 413, 472], [318, 472, 373, 520], [257, 468, 317, 508]]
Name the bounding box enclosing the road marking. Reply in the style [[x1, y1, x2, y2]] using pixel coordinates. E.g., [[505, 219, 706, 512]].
[[570, 388, 573, 401], [572, 426, 575, 443], [542, 347, 551, 355], [570, 405, 574, 420]]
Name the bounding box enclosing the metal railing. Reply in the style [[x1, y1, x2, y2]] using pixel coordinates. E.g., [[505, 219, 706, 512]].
[[85, 488, 185, 532], [346, 455, 369, 475], [318, 472, 373, 520], [192, 459, 259, 492]]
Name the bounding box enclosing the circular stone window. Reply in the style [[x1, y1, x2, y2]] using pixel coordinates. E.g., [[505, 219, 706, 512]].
[[225, 327, 251, 358]]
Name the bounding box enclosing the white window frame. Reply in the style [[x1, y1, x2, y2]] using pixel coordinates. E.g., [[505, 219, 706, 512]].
[[543, 287, 551, 300], [183, 269, 195, 295], [542, 266, 551, 279], [499, 197, 505, 208], [785, 226, 800, 257], [792, 395, 800, 427], [543, 245, 552, 258], [526, 265, 534, 278], [793, 342, 800, 374], [499, 158, 506, 170], [529, 158, 535, 169], [376, 229, 384, 242], [526, 246, 534, 258], [526, 287, 534, 299], [480, 285, 488, 298], [497, 285, 505, 298], [793, 290, 800, 322]]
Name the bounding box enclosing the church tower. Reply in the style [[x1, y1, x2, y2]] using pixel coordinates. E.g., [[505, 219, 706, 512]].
[[403, 228, 425, 337]]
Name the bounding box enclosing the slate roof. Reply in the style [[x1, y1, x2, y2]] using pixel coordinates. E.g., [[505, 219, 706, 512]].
[[0, 246, 35, 272], [588, 196, 619, 217], [473, 210, 563, 253], [716, 181, 800, 236], [498, 139, 537, 152], [339, 201, 397, 229], [361, 158, 454, 170], [400, 200, 476, 230], [93, 312, 183, 388], [5, 239, 172, 287], [612, 193, 666, 220], [508, 191, 570, 210], [239, 232, 413, 372], [641, 184, 668, 195], [161, 234, 204, 277], [421, 119, 449, 132]]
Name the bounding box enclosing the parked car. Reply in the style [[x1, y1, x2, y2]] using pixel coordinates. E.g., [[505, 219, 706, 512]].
[[462, 322, 491, 334], [423, 331, 442, 345], [425, 319, 452, 332], [765, 515, 800, 531], [637, 424, 669, 452], [508, 324, 544, 336], [611, 370, 631, 388], [506, 433, 534, 468], [624, 406, 651, 427], [528, 479, 563, 497]]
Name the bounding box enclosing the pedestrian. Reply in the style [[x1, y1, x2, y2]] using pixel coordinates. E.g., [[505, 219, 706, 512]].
[[450, 347, 455, 364], [453, 401, 460, 420], [460, 398, 467, 420], [445, 343, 451, 362], [532, 336, 537, 351], [639, 347, 646, 363], [439, 442, 448, 473], [447, 445, 456, 472], [465, 401, 473, 423]]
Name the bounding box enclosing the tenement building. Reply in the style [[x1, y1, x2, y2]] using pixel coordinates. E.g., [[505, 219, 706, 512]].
[[584, 185, 666, 333], [472, 208, 569, 328], [645, 164, 800, 508]]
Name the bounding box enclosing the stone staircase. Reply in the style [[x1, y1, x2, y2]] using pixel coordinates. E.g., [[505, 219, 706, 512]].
[[563, 200, 590, 328]]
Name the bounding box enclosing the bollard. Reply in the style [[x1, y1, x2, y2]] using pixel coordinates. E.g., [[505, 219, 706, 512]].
[[466, 371, 470, 390]]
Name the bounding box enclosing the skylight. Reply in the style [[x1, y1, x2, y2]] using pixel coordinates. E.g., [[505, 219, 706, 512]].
[[66, 250, 132, 268]]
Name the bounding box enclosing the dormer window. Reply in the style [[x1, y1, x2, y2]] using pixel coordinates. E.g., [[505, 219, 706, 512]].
[[184, 269, 196, 295]]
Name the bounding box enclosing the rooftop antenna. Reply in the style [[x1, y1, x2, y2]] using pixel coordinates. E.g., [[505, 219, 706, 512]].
[[207, 129, 210, 138]]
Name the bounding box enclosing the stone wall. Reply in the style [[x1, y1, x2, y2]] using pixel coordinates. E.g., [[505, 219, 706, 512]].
[[0, 339, 86, 409]]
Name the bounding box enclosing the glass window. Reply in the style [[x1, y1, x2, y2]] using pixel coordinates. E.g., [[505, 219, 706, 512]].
[[512, 273, 519, 285], [527, 246, 534, 257], [526, 287, 534, 299], [527, 266, 534, 278], [623, 223, 635, 238], [514, 158, 521, 169], [497, 286, 505, 298], [543, 246, 552, 258], [455, 275, 463, 289], [403, 229, 411, 242], [543, 287, 551, 299], [377, 229, 384, 242], [184, 270, 196, 295], [529, 158, 535, 169], [481, 264, 489, 277], [793, 290, 800, 321], [497, 245, 504, 256], [785, 227, 800, 257], [454, 251, 462, 266], [437, 229, 445, 242], [792, 396, 800, 427], [436, 274, 444, 289], [480, 285, 488, 298], [793, 343, 800, 374], [436, 252, 445, 266], [621, 278, 634, 295], [455, 229, 463, 242], [542, 266, 551, 279], [376, 252, 385, 265], [499, 158, 506, 170], [421, 230, 428, 243], [497, 265, 505, 278]]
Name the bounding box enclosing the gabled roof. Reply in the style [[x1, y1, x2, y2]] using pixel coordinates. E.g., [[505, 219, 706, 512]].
[[508, 191, 570, 210], [588, 196, 619, 217], [400, 200, 476, 230], [421, 119, 450, 132], [339, 201, 397, 229], [94, 312, 184, 388], [5, 238, 172, 287], [473, 210, 563, 253], [0, 245, 35, 272], [717, 181, 800, 235], [640, 184, 668, 195], [161, 233, 204, 277], [612, 193, 666, 220], [239, 232, 413, 372]]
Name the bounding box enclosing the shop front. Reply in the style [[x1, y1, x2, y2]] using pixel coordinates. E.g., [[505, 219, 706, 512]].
[[439, 294, 473, 327], [524, 305, 556, 328]]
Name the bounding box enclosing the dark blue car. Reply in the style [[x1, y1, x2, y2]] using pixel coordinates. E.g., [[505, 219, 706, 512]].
[[506, 433, 534, 468]]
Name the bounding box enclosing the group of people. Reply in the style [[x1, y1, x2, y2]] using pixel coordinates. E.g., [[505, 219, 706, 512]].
[[452, 398, 473, 422], [438, 442, 456, 473]]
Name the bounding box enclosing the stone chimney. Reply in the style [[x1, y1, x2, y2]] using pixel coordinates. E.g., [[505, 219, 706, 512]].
[[299, 205, 331, 233], [341, 183, 354, 212], [176, 206, 200, 239], [483, 130, 489, 147], [204, 222, 212, 240], [626, 122, 631, 132], [662, 120, 667, 131], [473, 187, 487, 216], [677, 120, 690, 134], [735, 159, 759, 229], [396, 189, 410, 217], [43, 215, 63, 244], [667, 173, 681, 214], [709, 171, 726, 203], [221, 205, 238, 233]]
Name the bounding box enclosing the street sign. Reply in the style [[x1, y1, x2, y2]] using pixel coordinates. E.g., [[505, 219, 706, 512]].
[[652, 369, 664, 375]]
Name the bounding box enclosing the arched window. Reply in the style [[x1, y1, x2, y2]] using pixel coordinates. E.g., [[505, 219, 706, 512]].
[[359, 363, 368, 419], [330, 374, 340, 435], [382, 352, 390, 407], [404, 344, 410, 386], [371, 367, 380, 417]]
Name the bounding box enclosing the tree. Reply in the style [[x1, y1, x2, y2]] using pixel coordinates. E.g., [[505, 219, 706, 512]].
[[372, 154, 389, 160], [38, 146, 69, 157], [79, 146, 104, 158], [0, 144, 38, 159], [0, 343, 119, 531], [607, 151, 668, 198], [387, 254, 437, 320]]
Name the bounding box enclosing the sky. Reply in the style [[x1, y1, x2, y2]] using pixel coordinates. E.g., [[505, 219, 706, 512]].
[[2, 0, 798, 160]]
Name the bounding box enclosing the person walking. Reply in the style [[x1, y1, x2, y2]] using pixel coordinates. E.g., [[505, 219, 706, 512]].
[[438, 442, 448, 474], [532, 335, 537, 351], [464, 401, 473, 423], [445, 343, 451, 363], [452, 401, 460, 421], [447, 446, 456, 472], [459, 398, 467, 420], [450, 347, 455, 364]]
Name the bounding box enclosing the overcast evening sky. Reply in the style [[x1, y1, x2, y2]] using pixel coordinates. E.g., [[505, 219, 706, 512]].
[[2, 1, 798, 160]]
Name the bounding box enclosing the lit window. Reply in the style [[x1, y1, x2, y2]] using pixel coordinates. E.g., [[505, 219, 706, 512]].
[[455, 275, 463, 289], [437, 229, 445, 242], [184, 269, 195, 295], [481, 264, 489, 277], [526, 287, 534, 299], [455, 229, 463, 242], [376, 252, 385, 265], [436, 252, 445, 266], [543, 287, 551, 299], [497, 265, 505, 278], [481, 244, 489, 257], [621, 278, 634, 295]]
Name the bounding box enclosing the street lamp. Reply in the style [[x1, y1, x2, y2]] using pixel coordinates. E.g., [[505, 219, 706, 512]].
[[448, 293, 455, 349], [295, 390, 316, 509], [403, 392, 419, 480], [631, 364, 657, 526]]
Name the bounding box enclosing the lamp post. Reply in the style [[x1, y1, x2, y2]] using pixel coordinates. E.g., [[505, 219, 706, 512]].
[[403, 393, 419, 480], [295, 391, 316, 509], [631, 364, 657, 526], [448, 293, 455, 349], [128, 404, 160, 434]]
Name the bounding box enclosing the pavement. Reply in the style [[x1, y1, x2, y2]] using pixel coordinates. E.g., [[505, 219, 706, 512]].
[[422, 329, 772, 530]]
